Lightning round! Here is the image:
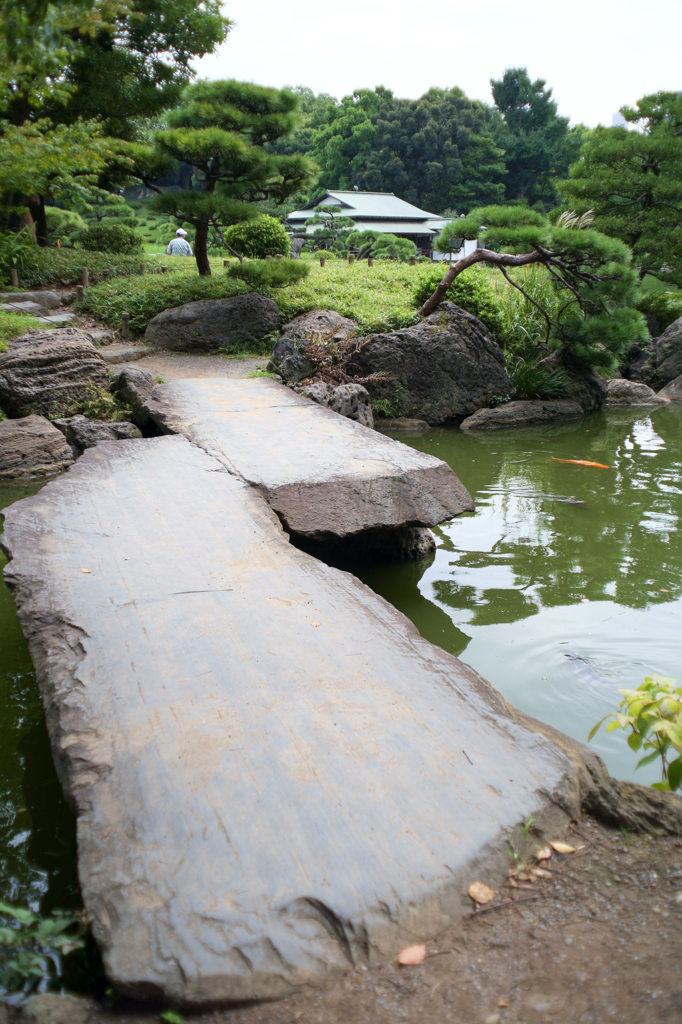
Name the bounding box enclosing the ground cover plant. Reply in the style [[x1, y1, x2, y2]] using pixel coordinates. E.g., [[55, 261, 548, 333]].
[[0, 311, 44, 352], [0, 245, 170, 289], [226, 260, 309, 290]]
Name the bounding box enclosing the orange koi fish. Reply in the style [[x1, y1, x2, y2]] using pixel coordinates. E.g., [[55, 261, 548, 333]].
[[551, 457, 610, 469]]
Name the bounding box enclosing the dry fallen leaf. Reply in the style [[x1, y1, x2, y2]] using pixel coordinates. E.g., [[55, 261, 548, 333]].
[[531, 867, 553, 879], [550, 841, 576, 854], [310, 621, 320, 627], [397, 943, 427, 965], [536, 846, 552, 860], [468, 881, 496, 905], [80, 568, 92, 574], [498, 998, 509, 1008]]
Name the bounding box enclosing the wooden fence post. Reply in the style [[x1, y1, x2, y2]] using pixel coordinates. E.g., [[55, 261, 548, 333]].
[[319, 256, 326, 267], [76, 285, 84, 304], [348, 254, 355, 264], [140, 263, 147, 275], [368, 257, 373, 267], [121, 312, 130, 340], [10, 268, 18, 287], [82, 267, 89, 287]]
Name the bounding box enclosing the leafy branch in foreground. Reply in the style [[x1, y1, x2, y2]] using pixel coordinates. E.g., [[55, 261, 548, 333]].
[[423, 205, 648, 372], [589, 675, 682, 791], [0, 902, 87, 1006]]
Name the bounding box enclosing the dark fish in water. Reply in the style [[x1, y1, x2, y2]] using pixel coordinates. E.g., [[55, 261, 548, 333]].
[[564, 652, 617, 690]]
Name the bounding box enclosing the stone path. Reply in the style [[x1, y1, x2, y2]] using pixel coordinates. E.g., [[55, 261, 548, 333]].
[[135, 350, 264, 380], [1, 431, 606, 1006]]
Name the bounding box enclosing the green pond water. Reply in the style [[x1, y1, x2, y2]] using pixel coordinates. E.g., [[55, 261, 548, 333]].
[[1, 402, 681, 913]]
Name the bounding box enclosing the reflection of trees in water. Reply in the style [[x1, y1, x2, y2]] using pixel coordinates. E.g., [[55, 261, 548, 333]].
[[434, 408, 682, 624]]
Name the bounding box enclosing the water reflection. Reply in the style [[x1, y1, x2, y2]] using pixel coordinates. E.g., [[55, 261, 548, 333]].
[[359, 405, 682, 783]]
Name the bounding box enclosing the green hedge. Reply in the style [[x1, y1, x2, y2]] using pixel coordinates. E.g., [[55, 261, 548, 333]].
[[79, 273, 247, 336], [1, 248, 171, 289], [78, 222, 144, 254], [223, 216, 291, 259]]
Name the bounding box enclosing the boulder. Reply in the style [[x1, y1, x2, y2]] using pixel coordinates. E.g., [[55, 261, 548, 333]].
[[22, 992, 94, 1024], [111, 364, 156, 426], [460, 399, 584, 431], [61, 415, 141, 454], [281, 309, 357, 346], [343, 302, 512, 424], [0, 290, 61, 310], [375, 418, 430, 432], [144, 293, 280, 352], [0, 414, 73, 479], [658, 373, 682, 403], [0, 328, 110, 419], [536, 352, 607, 412], [268, 335, 315, 384], [604, 378, 669, 407], [297, 381, 332, 406], [86, 328, 115, 346], [652, 316, 682, 384], [326, 383, 374, 428]]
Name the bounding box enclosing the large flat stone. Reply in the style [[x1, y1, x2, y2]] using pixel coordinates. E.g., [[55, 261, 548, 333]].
[[143, 378, 474, 537], [460, 399, 584, 430], [2, 434, 593, 1005]]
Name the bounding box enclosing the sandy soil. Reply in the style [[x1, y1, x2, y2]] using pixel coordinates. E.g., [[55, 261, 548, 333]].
[[25, 815, 679, 1024]]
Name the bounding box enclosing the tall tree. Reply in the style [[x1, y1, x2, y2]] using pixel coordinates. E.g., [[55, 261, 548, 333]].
[[558, 92, 682, 285], [491, 68, 582, 207], [135, 80, 316, 275]]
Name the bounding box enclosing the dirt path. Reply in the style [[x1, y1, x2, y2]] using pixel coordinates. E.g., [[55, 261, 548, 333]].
[[55, 815, 681, 1024], [134, 351, 265, 381]]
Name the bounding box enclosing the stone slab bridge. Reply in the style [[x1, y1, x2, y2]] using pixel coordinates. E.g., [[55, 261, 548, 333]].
[[1, 379, 679, 1008]]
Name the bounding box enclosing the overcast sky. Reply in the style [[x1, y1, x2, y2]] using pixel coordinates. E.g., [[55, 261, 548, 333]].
[[195, 0, 680, 127]]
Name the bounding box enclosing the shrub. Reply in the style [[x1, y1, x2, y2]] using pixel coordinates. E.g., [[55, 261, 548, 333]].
[[508, 360, 569, 399], [223, 216, 291, 259], [636, 291, 682, 334], [412, 266, 506, 339], [45, 208, 87, 246], [348, 230, 417, 262], [77, 222, 144, 254], [1, 249, 169, 289], [226, 259, 309, 290], [79, 272, 247, 335]]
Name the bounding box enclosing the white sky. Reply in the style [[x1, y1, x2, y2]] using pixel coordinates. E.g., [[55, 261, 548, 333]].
[[195, 0, 681, 127]]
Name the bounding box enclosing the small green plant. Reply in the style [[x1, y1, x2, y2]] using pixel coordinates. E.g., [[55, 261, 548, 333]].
[[0, 228, 38, 286], [63, 382, 131, 422], [0, 902, 87, 1006], [226, 259, 310, 290], [160, 1011, 184, 1024], [246, 365, 277, 378], [508, 360, 570, 400], [506, 816, 536, 873], [589, 675, 682, 790], [0, 311, 45, 353], [371, 382, 407, 419]]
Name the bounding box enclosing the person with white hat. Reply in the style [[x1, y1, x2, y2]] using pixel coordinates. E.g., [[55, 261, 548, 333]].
[[166, 227, 193, 256]]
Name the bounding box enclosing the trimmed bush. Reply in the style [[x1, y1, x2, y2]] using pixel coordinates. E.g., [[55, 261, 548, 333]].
[[226, 260, 309, 290], [223, 216, 291, 259], [77, 222, 144, 254], [412, 267, 506, 340], [45, 208, 87, 246], [79, 273, 247, 336]]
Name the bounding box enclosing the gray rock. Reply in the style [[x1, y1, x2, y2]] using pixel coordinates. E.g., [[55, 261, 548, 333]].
[[460, 399, 584, 431], [658, 373, 682, 403], [86, 328, 114, 347], [0, 328, 110, 419], [0, 414, 74, 479], [65, 415, 142, 453], [0, 290, 61, 310], [22, 992, 94, 1024], [282, 308, 357, 346], [1, 433, 631, 1006], [329, 382, 373, 429], [40, 313, 77, 325], [143, 377, 474, 538], [536, 352, 607, 412], [102, 344, 152, 364], [111, 365, 156, 426], [652, 316, 682, 384], [268, 335, 315, 384], [604, 378, 669, 407], [144, 293, 280, 352], [344, 302, 513, 424], [1, 301, 49, 316], [297, 381, 332, 406]]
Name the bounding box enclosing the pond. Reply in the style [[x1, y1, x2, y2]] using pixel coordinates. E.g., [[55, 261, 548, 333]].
[[1, 402, 681, 913]]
